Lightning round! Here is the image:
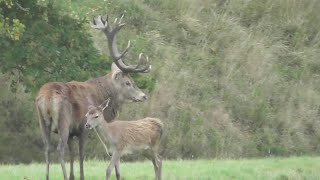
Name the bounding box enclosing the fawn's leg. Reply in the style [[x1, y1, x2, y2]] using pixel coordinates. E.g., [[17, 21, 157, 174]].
[[115, 159, 121, 180], [106, 151, 121, 180]]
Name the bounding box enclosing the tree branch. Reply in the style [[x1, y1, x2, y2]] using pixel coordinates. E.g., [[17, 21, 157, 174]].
[[15, 1, 30, 12]]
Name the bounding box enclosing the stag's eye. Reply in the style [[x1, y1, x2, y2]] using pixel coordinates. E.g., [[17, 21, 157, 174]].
[[95, 115, 99, 119], [125, 81, 131, 86]]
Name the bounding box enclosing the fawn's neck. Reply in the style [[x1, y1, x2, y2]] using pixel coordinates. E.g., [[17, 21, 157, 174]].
[[96, 120, 113, 142]]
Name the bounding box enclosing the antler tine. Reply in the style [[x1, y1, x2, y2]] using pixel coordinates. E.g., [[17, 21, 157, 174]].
[[144, 54, 152, 72], [100, 16, 106, 25], [134, 53, 144, 69], [104, 15, 111, 32], [119, 14, 124, 24], [91, 16, 107, 29], [128, 53, 151, 73], [115, 52, 151, 73], [112, 17, 126, 33], [119, 40, 131, 59], [145, 55, 151, 69], [137, 53, 151, 73], [99, 16, 107, 29], [91, 17, 97, 28]]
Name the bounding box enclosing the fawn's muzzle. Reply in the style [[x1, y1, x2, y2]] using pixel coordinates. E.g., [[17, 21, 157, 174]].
[[85, 123, 91, 129]]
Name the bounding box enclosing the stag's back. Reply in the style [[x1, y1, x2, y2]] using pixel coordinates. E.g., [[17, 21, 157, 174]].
[[36, 81, 97, 132]]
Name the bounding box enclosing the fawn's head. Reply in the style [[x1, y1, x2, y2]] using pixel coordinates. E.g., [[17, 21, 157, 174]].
[[85, 98, 110, 129]]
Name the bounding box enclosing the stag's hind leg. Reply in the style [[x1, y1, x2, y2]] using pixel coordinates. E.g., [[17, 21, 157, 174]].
[[57, 125, 70, 180], [36, 104, 52, 180], [54, 99, 72, 180]]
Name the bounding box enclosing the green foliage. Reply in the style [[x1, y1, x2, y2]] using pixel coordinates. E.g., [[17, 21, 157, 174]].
[[0, 0, 109, 163], [0, 18, 25, 40], [117, 0, 320, 159], [0, 0, 107, 94], [0, 0, 157, 163], [1, 0, 320, 164], [0, 78, 42, 163]]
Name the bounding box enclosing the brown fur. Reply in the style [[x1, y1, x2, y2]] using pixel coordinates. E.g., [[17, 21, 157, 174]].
[[105, 118, 163, 153], [36, 14, 151, 180], [85, 104, 163, 180], [36, 70, 147, 180]]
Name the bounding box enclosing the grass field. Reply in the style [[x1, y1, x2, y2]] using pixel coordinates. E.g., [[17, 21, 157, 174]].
[[0, 156, 319, 180]]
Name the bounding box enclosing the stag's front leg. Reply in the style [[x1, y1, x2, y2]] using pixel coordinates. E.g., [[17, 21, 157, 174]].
[[68, 138, 75, 180], [106, 151, 121, 180], [79, 132, 87, 180]]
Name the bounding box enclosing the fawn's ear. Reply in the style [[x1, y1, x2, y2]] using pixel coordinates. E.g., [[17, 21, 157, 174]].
[[99, 98, 110, 111]]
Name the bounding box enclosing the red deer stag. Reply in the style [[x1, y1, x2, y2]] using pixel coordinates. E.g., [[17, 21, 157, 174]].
[[85, 98, 163, 180], [35, 15, 151, 180]]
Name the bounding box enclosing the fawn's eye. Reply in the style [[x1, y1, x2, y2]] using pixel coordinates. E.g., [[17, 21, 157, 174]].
[[95, 115, 99, 119], [125, 81, 131, 86]]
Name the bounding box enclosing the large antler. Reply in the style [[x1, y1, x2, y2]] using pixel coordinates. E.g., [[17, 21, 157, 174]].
[[91, 15, 151, 73]]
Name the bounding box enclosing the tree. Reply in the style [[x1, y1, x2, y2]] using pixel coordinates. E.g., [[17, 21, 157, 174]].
[[0, 0, 107, 94], [0, 0, 110, 163]]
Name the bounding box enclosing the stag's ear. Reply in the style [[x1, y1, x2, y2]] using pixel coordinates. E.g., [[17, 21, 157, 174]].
[[111, 63, 126, 81], [99, 98, 110, 111], [111, 70, 123, 81], [111, 63, 122, 72]]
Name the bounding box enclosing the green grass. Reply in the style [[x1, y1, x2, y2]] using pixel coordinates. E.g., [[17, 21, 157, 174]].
[[0, 156, 319, 180]]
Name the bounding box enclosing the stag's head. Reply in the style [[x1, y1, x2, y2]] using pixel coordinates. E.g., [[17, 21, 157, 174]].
[[85, 98, 110, 129], [91, 15, 151, 102], [110, 64, 147, 102]]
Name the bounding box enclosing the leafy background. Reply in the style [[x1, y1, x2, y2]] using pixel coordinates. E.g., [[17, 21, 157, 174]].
[[0, 0, 320, 163]]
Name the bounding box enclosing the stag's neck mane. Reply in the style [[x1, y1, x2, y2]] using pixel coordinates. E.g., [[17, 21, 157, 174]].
[[86, 74, 123, 122]]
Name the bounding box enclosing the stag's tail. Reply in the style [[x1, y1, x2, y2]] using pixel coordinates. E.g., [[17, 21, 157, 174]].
[[35, 94, 52, 127]]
